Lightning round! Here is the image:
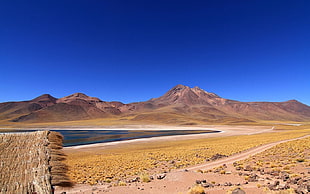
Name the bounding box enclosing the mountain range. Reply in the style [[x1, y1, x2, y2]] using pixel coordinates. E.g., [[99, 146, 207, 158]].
[[1, 84, 310, 125]]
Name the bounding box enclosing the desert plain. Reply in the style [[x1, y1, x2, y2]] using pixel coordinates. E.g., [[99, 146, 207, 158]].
[[54, 124, 310, 194], [1, 85, 310, 193]]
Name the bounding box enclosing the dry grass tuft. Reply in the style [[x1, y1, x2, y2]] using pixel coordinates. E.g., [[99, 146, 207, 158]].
[[187, 184, 205, 194], [140, 173, 151, 183], [48, 131, 73, 187]]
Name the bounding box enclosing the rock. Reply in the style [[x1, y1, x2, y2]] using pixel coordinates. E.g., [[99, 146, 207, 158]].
[[248, 173, 259, 182], [268, 184, 275, 190], [284, 183, 291, 189], [213, 169, 220, 173], [295, 183, 309, 194], [201, 182, 213, 188], [281, 174, 290, 181], [236, 166, 242, 171], [277, 184, 286, 190], [232, 188, 246, 194], [131, 177, 140, 182], [195, 179, 207, 184], [270, 171, 280, 176], [267, 180, 282, 191], [274, 181, 280, 186], [292, 177, 302, 184], [224, 182, 233, 186], [225, 171, 232, 174], [244, 165, 253, 171], [210, 153, 228, 161], [297, 179, 304, 186], [156, 173, 166, 180]]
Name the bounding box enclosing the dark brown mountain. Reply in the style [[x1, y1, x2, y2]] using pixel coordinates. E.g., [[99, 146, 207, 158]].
[[5, 93, 122, 123], [0, 94, 57, 121], [1, 85, 310, 124]]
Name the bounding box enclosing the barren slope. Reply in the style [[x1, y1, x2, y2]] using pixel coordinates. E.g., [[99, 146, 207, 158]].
[[1, 84, 310, 125]]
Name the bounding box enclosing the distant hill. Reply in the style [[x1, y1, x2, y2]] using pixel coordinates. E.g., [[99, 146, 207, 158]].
[[1, 84, 310, 125]]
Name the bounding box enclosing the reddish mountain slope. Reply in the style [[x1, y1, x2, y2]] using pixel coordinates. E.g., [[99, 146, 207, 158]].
[[3, 93, 122, 123], [0, 85, 310, 124]]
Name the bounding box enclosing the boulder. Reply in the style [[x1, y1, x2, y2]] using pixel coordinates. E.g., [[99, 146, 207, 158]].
[[156, 173, 166, 180], [232, 188, 246, 194]]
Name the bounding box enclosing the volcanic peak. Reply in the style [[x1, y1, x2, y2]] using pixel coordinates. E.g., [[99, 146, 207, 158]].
[[57, 92, 102, 103], [32, 94, 57, 103]]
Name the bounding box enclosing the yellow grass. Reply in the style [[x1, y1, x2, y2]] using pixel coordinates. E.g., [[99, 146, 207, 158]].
[[64, 128, 310, 185], [187, 184, 205, 194], [239, 136, 310, 178]]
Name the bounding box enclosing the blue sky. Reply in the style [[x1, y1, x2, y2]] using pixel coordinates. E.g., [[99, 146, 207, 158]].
[[0, 1, 309, 105]]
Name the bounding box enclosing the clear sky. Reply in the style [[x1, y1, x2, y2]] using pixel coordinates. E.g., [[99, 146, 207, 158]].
[[1, 1, 309, 105]]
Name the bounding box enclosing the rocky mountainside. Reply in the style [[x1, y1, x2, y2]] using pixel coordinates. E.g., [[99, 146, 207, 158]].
[[1, 85, 310, 124]]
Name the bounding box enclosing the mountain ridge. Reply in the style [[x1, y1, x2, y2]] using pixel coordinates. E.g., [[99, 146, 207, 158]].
[[1, 84, 309, 124]]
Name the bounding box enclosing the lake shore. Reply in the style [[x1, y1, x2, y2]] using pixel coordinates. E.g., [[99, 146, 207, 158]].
[[64, 125, 274, 150]]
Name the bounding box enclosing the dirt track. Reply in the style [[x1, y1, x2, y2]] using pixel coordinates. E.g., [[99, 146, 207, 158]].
[[186, 134, 310, 172]]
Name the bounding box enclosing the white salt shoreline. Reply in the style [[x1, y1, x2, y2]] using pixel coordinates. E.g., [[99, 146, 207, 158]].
[[66, 130, 224, 149], [0, 125, 215, 131]]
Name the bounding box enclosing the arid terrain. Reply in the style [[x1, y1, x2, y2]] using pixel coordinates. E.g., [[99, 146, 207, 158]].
[[1, 85, 310, 193], [1, 85, 310, 128], [55, 125, 310, 194]]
